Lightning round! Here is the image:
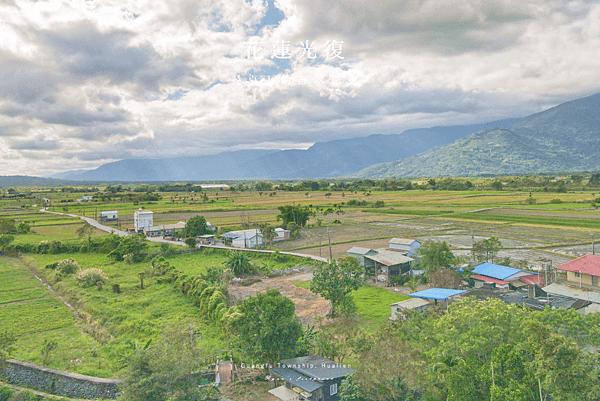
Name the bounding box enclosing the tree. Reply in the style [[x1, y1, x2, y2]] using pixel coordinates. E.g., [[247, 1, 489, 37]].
[[184, 216, 207, 238], [277, 205, 313, 227], [414, 240, 456, 275], [0, 218, 16, 234], [119, 325, 219, 401], [184, 237, 197, 249], [472, 237, 502, 263], [228, 289, 303, 366], [76, 223, 95, 249], [0, 330, 15, 369], [108, 234, 148, 262], [428, 268, 462, 289], [224, 251, 252, 276], [310, 258, 364, 318], [491, 180, 503, 190], [259, 223, 276, 246]]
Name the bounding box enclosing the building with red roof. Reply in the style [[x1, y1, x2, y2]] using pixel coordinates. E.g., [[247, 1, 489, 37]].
[[556, 255, 600, 289]]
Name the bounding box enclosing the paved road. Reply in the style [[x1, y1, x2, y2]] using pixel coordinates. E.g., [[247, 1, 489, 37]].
[[40, 208, 330, 262]]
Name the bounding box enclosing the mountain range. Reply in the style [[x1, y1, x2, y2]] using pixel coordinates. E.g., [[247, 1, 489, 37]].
[[354, 93, 600, 178], [50, 92, 600, 181], [51, 122, 511, 181]]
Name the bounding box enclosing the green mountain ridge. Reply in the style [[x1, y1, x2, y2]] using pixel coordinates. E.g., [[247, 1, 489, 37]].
[[354, 93, 600, 178]]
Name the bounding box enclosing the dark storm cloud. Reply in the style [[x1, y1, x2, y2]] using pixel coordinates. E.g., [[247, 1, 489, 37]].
[[39, 23, 199, 92], [0, 55, 58, 104], [10, 137, 61, 151]]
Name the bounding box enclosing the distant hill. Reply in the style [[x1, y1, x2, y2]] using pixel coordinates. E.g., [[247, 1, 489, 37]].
[[0, 176, 83, 188], [354, 93, 600, 178], [52, 123, 502, 181]]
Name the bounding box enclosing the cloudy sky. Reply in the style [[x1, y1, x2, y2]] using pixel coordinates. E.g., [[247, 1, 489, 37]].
[[1, 0, 600, 176]]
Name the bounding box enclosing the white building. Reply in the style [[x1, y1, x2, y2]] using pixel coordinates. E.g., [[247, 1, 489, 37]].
[[388, 238, 421, 257], [133, 209, 153, 232], [222, 229, 264, 248], [98, 210, 118, 221]]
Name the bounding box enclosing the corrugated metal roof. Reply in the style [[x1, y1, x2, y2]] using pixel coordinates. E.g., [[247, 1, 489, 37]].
[[409, 288, 466, 300], [472, 263, 522, 280], [364, 249, 413, 266], [471, 274, 510, 286], [277, 355, 355, 381], [389, 238, 418, 246], [99, 210, 118, 215], [269, 367, 323, 393], [268, 386, 302, 401], [542, 283, 600, 304], [347, 247, 373, 255], [556, 255, 600, 277], [519, 274, 544, 285], [390, 298, 430, 309]]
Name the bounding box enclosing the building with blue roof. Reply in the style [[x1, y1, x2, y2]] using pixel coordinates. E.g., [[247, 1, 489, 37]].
[[472, 262, 534, 284]]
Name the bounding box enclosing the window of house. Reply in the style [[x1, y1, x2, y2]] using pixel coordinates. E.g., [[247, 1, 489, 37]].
[[330, 383, 338, 395], [575, 272, 582, 277]]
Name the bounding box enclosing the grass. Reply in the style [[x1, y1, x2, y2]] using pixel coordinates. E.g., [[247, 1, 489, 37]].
[[292, 280, 408, 329], [351, 285, 409, 329], [17, 252, 233, 377]]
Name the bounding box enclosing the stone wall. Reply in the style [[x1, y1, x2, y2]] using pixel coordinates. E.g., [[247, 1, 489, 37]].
[[2, 359, 121, 399]]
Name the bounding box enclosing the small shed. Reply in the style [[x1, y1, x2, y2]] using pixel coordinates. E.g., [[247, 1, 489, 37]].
[[389, 298, 430, 321]]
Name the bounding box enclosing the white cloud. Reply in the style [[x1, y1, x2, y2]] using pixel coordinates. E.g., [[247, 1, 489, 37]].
[[0, 0, 599, 175]]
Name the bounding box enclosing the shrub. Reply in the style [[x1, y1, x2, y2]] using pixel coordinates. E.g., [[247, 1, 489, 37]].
[[0, 385, 16, 401], [112, 283, 121, 293], [53, 259, 80, 280], [76, 268, 108, 288]]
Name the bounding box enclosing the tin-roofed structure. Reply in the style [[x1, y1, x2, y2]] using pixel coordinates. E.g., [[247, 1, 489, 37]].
[[269, 355, 355, 401]]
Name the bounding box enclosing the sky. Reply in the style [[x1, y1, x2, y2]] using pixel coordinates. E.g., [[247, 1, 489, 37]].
[[1, 0, 600, 176]]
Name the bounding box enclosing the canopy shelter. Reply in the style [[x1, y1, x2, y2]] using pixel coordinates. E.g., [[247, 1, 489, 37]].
[[408, 288, 466, 311]]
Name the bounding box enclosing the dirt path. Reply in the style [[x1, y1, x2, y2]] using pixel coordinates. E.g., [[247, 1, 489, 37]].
[[228, 274, 329, 327]]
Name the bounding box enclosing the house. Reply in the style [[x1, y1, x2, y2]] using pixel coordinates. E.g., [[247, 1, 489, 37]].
[[274, 227, 292, 241], [269, 355, 355, 401], [470, 262, 537, 290], [77, 195, 93, 203], [221, 229, 264, 248], [389, 298, 430, 321], [198, 234, 218, 245], [143, 222, 186, 238], [555, 255, 600, 289], [133, 208, 153, 233], [206, 221, 218, 233], [347, 246, 413, 286], [388, 238, 420, 256], [98, 211, 118, 221]]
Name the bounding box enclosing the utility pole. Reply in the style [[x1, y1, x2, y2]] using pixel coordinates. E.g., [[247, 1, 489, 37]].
[[327, 227, 332, 262], [592, 232, 595, 256]]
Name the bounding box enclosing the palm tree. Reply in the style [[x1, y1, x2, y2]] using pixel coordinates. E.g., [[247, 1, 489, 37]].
[[224, 251, 252, 276]]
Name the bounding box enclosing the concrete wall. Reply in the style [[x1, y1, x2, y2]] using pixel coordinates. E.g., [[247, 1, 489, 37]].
[[2, 359, 121, 400]]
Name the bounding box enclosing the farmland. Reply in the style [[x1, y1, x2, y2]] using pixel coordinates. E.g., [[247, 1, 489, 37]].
[[2, 178, 600, 399]]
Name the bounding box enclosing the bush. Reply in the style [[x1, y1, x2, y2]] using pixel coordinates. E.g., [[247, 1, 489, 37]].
[[53, 259, 80, 280], [76, 268, 108, 288], [0, 385, 16, 401]]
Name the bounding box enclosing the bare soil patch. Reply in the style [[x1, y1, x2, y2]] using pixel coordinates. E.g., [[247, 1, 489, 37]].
[[228, 275, 330, 327]]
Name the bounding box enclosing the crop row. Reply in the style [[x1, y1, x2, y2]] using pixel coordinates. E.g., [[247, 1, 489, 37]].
[[0, 298, 75, 336]]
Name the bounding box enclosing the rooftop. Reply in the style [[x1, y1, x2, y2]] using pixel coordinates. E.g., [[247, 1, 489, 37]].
[[471, 274, 510, 286], [389, 238, 419, 246], [364, 249, 413, 266], [409, 288, 466, 300], [347, 246, 374, 255], [542, 282, 600, 304], [269, 355, 355, 393], [390, 298, 430, 309], [556, 255, 600, 277], [472, 263, 522, 280]]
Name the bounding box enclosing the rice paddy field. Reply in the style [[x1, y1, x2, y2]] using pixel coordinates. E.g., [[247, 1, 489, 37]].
[[1, 181, 600, 391]]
